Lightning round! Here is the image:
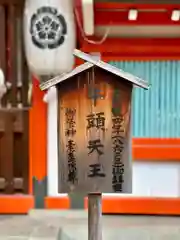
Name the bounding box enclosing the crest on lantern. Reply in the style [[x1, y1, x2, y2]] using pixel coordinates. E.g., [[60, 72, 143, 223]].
[[30, 6, 67, 49], [23, 0, 76, 77]]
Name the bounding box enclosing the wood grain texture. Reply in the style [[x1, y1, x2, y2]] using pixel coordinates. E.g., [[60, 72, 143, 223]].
[[58, 66, 132, 194], [0, 113, 14, 193], [7, 4, 18, 107], [88, 193, 102, 240], [0, 3, 30, 194], [0, 0, 24, 5], [0, 5, 6, 80]]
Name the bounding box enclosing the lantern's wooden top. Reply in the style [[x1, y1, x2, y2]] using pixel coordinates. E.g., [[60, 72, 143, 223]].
[[40, 49, 149, 91]]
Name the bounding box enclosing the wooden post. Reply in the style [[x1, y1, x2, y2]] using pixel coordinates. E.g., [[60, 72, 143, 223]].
[[88, 193, 102, 240]]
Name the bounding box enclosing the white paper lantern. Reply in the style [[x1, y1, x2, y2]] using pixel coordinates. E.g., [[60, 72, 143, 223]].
[[23, 0, 76, 77]]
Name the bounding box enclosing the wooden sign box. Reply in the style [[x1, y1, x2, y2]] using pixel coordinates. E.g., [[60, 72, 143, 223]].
[[40, 49, 148, 194]]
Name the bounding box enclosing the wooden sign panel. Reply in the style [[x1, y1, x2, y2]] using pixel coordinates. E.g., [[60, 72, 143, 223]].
[[57, 67, 132, 194]]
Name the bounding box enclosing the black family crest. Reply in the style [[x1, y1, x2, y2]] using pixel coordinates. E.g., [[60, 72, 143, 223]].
[[30, 6, 67, 49]]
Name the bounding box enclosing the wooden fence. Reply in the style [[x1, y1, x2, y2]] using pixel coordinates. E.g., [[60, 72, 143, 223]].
[[0, 2, 30, 194]]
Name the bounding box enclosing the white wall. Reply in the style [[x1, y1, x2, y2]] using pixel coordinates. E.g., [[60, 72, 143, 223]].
[[46, 87, 180, 198]]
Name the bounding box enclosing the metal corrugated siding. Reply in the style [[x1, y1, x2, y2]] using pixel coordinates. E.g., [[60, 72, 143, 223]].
[[109, 61, 180, 138]]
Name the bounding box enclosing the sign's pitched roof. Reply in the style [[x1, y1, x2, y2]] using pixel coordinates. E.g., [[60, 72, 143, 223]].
[[40, 62, 93, 90], [40, 49, 149, 91]]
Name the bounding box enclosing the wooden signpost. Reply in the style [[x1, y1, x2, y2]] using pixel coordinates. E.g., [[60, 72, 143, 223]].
[[40, 49, 149, 240]]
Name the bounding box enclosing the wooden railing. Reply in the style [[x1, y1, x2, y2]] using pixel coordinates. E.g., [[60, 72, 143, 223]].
[[0, 2, 30, 194]]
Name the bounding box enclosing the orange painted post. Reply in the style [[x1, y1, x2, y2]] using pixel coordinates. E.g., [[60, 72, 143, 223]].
[[29, 77, 47, 208]]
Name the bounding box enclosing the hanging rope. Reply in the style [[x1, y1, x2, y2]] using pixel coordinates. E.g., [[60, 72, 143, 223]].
[[74, 7, 110, 45]]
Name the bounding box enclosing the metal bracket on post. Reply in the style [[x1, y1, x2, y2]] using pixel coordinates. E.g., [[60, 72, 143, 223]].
[[88, 193, 102, 240]]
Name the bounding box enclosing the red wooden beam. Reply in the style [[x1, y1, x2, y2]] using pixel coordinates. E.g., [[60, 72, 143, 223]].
[[95, 2, 180, 11], [94, 10, 177, 26], [94, 3, 180, 26], [80, 38, 180, 57]]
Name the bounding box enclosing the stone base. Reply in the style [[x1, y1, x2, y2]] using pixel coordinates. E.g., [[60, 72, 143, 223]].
[[1, 210, 180, 239], [0, 215, 60, 239], [29, 210, 180, 240]]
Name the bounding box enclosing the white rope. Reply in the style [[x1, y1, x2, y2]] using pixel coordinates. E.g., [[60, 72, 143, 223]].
[[74, 7, 110, 45]]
